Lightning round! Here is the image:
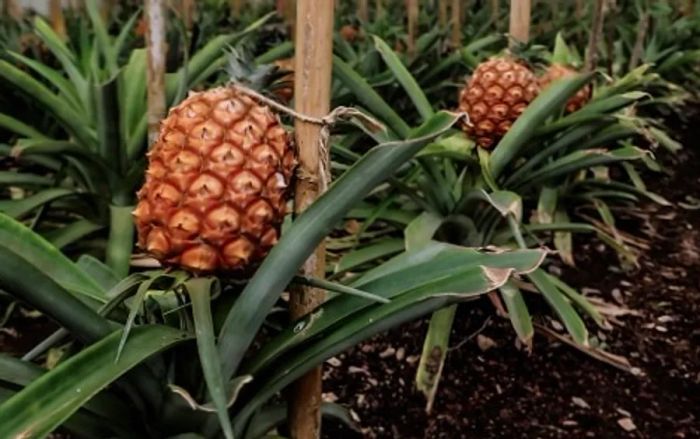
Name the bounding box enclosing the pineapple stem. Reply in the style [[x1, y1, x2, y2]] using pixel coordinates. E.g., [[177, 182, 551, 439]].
[[106, 204, 134, 278]]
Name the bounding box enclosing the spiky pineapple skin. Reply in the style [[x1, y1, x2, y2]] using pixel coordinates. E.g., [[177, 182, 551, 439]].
[[458, 57, 540, 148], [133, 87, 295, 273], [539, 63, 591, 113]]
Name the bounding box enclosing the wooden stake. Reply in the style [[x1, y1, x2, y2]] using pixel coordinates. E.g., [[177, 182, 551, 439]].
[[406, 0, 419, 58], [278, 0, 296, 39], [100, 0, 116, 23], [509, 0, 531, 47], [358, 0, 369, 21], [231, 0, 243, 16], [288, 0, 335, 437], [376, 0, 383, 18], [50, 0, 66, 39], [575, 0, 584, 19], [628, 10, 649, 70], [2, 0, 23, 20], [438, 0, 448, 26], [585, 0, 606, 72], [181, 0, 196, 30], [684, 0, 694, 16], [450, 0, 461, 48], [145, 0, 167, 145], [491, 0, 500, 29]]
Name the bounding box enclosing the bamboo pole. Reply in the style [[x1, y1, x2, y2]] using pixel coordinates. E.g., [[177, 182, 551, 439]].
[[50, 0, 66, 39], [585, 0, 606, 72], [438, 0, 448, 26], [145, 0, 167, 145], [358, 0, 369, 21], [450, 0, 461, 48], [376, 0, 383, 19], [406, 0, 418, 58], [509, 0, 531, 47], [288, 0, 335, 437]]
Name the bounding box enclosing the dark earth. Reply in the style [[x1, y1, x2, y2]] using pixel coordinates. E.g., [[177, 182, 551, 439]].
[[323, 113, 700, 438], [1, 113, 698, 439]]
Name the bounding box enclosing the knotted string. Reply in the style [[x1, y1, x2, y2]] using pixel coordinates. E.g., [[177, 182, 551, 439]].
[[229, 82, 383, 191]]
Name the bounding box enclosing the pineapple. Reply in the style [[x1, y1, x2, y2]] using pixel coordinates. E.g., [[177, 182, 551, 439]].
[[133, 87, 295, 273], [458, 57, 540, 148], [539, 63, 591, 113]]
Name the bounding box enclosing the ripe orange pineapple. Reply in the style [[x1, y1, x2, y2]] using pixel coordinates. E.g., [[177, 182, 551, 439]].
[[133, 87, 295, 273], [458, 57, 540, 148], [539, 63, 591, 113]]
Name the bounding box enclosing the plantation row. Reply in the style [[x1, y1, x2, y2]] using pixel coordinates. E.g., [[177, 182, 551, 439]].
[[0, 1, 698, 438]]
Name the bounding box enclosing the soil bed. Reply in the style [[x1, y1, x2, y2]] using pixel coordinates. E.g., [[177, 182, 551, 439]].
[[324, 115, 700, 438]]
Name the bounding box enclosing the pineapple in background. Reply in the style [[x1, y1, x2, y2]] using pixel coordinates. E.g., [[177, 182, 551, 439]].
[[133, 86, 295, 273], [539, 33, 591, 114], [458, 57, 540, 148], [539, 64, 591, 113]]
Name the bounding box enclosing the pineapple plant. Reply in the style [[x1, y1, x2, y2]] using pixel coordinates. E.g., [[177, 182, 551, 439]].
[[133, 87, 295, 273], [458, 57, 540, 148], [539, 63, 591, 113]]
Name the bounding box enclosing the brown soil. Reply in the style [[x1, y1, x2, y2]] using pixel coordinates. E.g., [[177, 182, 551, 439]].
[[323, 119, 700, 438]]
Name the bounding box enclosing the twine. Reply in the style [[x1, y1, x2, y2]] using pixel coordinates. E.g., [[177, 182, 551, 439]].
[[229, 82, 383, 191]]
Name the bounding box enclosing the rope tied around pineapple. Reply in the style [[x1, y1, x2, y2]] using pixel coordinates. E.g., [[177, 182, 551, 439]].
[[229, 82, 384, 191]]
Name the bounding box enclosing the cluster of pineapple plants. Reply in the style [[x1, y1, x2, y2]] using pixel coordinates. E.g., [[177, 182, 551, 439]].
[[0, 0, 697, 437]]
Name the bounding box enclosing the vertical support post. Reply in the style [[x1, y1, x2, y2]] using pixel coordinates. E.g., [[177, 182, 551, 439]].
[[2, 0, 23, 20], [509, 0, 531, 48], [101, 0, 116, 23], [50, 0, 66, 39], [406, 0, 418, 58], [145, 0, 167, 145], [278, 0, 296, 39], [376, 0, 384, 19], [629, 10, 649, 70], [231, 0, 243, 16], [358, 0, 369, 21], [288, 0, 335, 437], [438, 0, 448, 26], [585, 0, 606, 72], [450, 0, 461, 48], [491, 0, 500, 29], [181, 0, 196, 30]]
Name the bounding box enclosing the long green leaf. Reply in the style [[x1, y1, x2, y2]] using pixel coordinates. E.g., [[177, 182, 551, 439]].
[[0, 113, 49, 139], [333, 56, 411, 138], [0, 326, 190, 438], [415, 305, 456, 412], [490, 73, 594, 178], [529, 269, 588, 345], [0, 188, 76, 219], [234, 260, 528, 433], [218, 112, 462, 379], [499, 280, 533, 346], [188, 279, 234, 439], [373, 36, 434, 122], [0, 60, 93, 146], [0, 213, 106, 302], [245, 244, 546, 375]]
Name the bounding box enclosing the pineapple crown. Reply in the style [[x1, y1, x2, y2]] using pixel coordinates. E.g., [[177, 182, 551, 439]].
[[225, 46, 290, 97]]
